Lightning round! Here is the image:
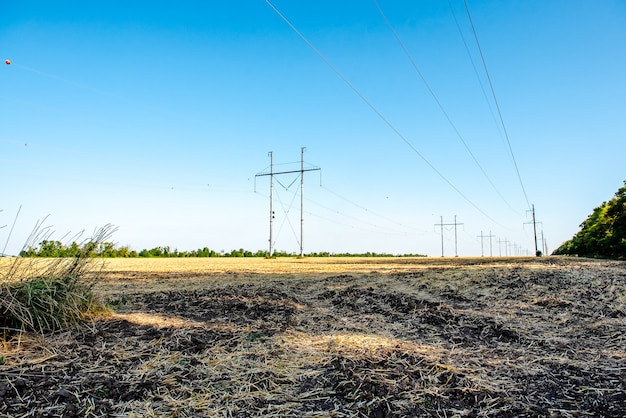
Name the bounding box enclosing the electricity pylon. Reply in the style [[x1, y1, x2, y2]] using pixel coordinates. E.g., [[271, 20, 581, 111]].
[[434, 215, 464, 257], [255, 148, 320, 257]]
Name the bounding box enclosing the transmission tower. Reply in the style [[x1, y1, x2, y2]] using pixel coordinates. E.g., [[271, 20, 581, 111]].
[[496, 237, 510, 257], [255, 148, 321, 257], [434, 215, 464, 257], [477, 230, 495, 257]]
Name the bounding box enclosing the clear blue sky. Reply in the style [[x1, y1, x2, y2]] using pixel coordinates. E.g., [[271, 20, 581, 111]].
[[1, 0, 625, 256]]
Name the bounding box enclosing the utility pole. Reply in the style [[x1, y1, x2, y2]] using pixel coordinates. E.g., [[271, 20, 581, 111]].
[[525, 204, 540, 256], [300, 147, 305, 257], [255, 149, 320, 258], [508, 241, 515, 257], [478, 231, 485, 257], [435, 216, 444, 257], [268, 152, 274, 256], [434, 216, 464, 257], [477, 231, 496, 257], [532, 204, 539, 256], [541, 227, 548, 255], [454, 215, 459, 257]]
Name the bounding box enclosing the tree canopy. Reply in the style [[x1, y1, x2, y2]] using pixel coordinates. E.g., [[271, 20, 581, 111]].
[[553, 181, 626, 260]]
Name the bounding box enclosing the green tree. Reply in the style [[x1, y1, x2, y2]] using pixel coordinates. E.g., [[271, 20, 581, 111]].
[[554, 180, 626, 259], [65, 242, 81, 257], [98, 242, 116, 257], [117, 246, 132, 257], [38, 240, 63, 257]]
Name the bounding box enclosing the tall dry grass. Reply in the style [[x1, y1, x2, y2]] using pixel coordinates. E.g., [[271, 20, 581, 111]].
[[0, 223, 115, 335]]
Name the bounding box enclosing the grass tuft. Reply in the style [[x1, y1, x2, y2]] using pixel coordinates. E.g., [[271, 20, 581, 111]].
[[0, 223, 116, 335]]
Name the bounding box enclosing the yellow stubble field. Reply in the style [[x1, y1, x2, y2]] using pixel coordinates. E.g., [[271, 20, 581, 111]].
[[1, 256, 625, 417]]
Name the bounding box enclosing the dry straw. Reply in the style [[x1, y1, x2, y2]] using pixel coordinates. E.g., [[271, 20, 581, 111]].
[[1, 257, 625, 416], [1, 223, 115, 335]]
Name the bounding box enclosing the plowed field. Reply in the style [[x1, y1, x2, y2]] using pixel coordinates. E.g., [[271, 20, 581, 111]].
[[1, 257, 625, 417]]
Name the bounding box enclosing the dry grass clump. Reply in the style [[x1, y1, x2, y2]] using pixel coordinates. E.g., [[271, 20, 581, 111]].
[[0, 275, 98, 334], [0, 225, 113, 335]]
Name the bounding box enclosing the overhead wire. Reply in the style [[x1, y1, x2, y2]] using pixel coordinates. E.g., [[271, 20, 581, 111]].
[[272, 175, 302, 249], [267, 174, 424, 250], [265, 179, 422, 236], [446, 0, 511, 167], [305, 195, 419, 236], [305, 210, 423, 237], [255, 165, 429, 236], [462, 0, 531, 210], [320, 185, 427, 233], [371, 0, 519, 215], [264, 0, 503, 226]]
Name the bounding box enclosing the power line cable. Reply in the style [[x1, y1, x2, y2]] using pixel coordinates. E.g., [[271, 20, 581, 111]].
[[305, 210, 420, 237], [463, 0, 531, 209], [272, 178, 301, 249], [269, 181, 419, 235], [320, 185, 427, 233], [264, 0, 502, 226], [446, 0, 512, 167], [260, 177, 427, 236], [372, 0, 519, 215], [305, 196, 415, 236]]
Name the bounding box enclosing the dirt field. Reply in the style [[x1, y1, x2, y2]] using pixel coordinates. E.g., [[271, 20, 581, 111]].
[[1, 256, 625, 417]]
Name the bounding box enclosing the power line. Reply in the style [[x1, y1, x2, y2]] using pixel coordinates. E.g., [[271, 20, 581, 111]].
[[320, 185, 427, 233], [271, 182, 424, 236], [304, 210, 424, 237], [447, 0, 524, 213], [447, 0, 509, 159], [307, 198, 408, 235], [372, 0, 519, 215], [264, 0, 501, 226], [463, 0, 531, 210], [256, 171, 433, 238]]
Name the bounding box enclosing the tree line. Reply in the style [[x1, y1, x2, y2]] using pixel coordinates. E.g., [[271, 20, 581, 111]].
[[19, 241, 426, 258]]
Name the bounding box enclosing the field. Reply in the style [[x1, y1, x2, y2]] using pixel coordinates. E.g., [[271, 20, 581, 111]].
[[1, 256, 625, 417]]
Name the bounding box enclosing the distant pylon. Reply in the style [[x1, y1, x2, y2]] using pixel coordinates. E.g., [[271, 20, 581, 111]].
[[434, 215, 464, 257], [477, 230, 495, 256]]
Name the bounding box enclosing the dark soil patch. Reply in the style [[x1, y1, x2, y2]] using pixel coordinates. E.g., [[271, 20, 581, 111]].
[[2, 258, 625, 417]]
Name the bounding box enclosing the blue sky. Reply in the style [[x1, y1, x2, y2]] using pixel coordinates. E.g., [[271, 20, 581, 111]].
[[1, 0, 625, 256]]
